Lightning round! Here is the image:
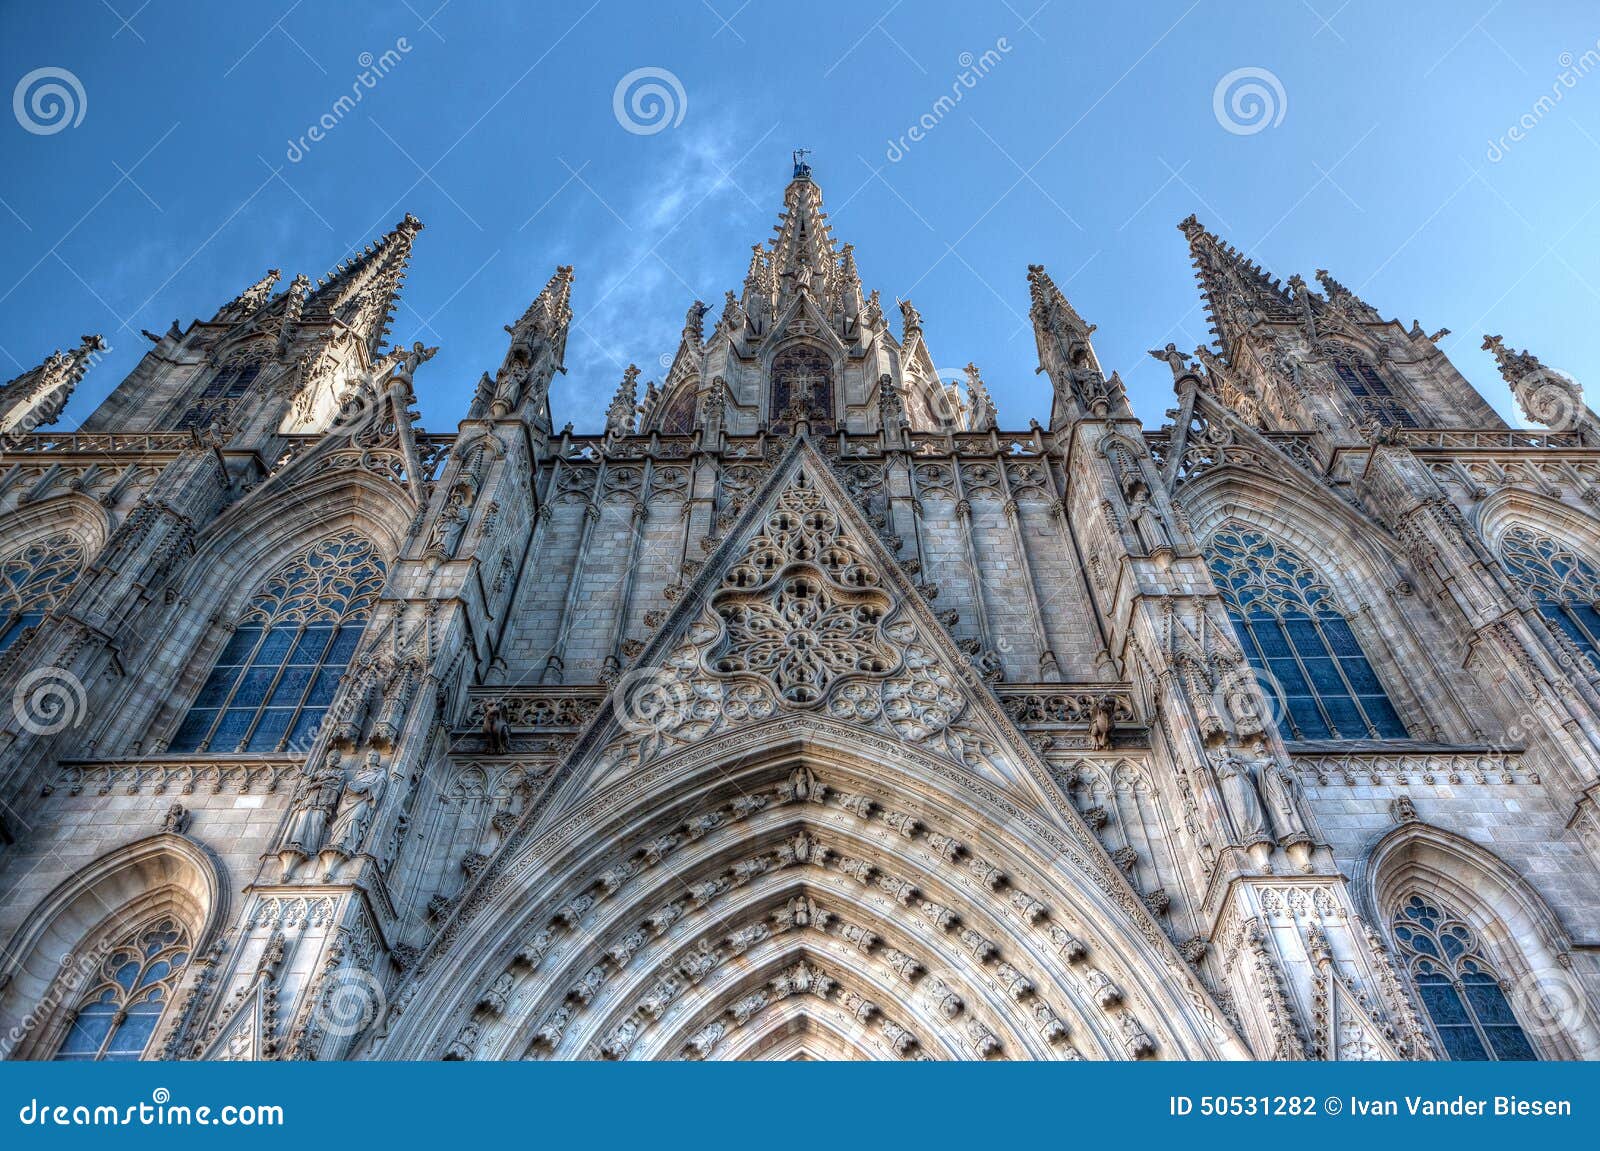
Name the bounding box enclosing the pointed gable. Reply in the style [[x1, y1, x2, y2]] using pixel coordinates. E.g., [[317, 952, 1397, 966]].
[[531, 434, 1072, 826]]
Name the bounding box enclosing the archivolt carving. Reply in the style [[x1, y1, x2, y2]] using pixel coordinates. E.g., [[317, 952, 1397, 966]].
[[408, 767, 1173, 1061]]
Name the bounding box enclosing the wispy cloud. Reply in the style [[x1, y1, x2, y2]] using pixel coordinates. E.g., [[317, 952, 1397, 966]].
[[552, 119, 771, 430]]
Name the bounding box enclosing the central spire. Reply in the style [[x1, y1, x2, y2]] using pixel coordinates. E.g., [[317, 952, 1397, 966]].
[[637, 161, 1000, 437]]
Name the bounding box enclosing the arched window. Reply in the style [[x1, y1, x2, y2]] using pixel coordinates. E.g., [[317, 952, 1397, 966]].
[[176, 357, 263, 430], [1206, 523, 1407, 740], [0, 533, 86, 653], [1331, 361, 1418, 428], [1499, 525, 1600, 667], [170, 532, 385, 754], [1391, 894, 1536, 1061], [769, 346, 834, 433], [53, 916, 191, 1061]]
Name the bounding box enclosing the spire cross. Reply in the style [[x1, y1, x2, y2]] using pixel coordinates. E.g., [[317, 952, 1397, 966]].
[[792, 148, 812, 180]]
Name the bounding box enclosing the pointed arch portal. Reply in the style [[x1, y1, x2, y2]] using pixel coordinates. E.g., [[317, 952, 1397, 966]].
[[380, 732, 1243, 1061]]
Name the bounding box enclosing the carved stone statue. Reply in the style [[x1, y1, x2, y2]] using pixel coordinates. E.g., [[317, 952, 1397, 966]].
[[392, 340, 438, 388], [1088, 696, 1116, 751], [326, 751, 389, 859], [1212, 749, 1271, 847], [430, 485, 472, 558], [1147, 342, 1192, 381], [279, 750, 345, 861], [1260, 759, 1311, 854]]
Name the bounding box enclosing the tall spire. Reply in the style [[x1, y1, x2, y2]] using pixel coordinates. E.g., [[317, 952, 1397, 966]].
[[753, 162, 839, 314], [1177, 215, 1297, 353], [0, 334, 105, 436], [303, 213, 424, 356]]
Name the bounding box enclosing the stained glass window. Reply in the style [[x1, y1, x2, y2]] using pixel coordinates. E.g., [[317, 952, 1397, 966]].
[[170, 532, 384, 754], [1206, 522, 1407, 740], [1499, 525, 1600, 668], [176, 358, 263, 429], [1391, 895, 1536, 1061], [0, 533, 85, 653], [1331, 360, 1419, 428], [53, 917, 191, 1062]]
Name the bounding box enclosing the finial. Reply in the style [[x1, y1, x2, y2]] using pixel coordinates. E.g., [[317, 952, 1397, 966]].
[[791, 148, 813, 181]]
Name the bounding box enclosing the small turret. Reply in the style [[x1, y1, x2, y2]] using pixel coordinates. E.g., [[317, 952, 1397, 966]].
[[965, 363, 997, 431], [212, 269, 281, 324], [1482, 334, 1595, 436], [492, 264, 574, 425], [1027, 264, 1123, 426], [606, 364, 641, 437]]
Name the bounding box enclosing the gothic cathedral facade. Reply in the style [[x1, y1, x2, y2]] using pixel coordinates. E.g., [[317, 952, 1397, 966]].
[[1, 161, 1597, 1062]]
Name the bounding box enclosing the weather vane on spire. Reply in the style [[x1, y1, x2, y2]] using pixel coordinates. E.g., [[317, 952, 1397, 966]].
[[792, 148, 812, 180]]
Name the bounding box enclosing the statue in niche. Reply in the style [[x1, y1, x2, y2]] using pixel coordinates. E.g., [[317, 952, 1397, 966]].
[[430, 484, 473, 558], [1260, 755, 1312, 845], [1211, 748, 1270, 847]]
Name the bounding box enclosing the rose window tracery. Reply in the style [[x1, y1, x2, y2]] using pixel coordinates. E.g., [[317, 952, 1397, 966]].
[[706, 473, 897, 708]]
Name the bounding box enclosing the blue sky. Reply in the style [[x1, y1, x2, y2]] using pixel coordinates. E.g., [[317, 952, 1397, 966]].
[[2, 1, 1598, 432]]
